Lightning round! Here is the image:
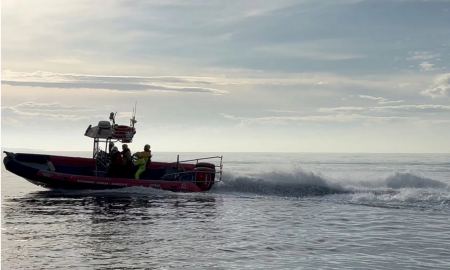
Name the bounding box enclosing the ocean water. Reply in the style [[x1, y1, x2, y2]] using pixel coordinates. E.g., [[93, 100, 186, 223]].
[[2, 152, 450, 269]]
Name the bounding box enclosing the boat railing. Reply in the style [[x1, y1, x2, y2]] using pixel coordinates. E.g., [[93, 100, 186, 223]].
[[93, 149, 109, 176], [175, 155, 223, 182]]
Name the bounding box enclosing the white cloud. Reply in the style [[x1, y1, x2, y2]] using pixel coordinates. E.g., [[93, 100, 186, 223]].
[[378, 100, 405, 105], [1, 70, 228, 95], [221, 112, 405, 125], [266, 109, 302, 114], [407, 51, 439, 61], [371, 104, 450, 112], [323, 104, 450, 114], [419, 61, 434, 71], [260, 103, 450, 125], [255, 44, 365, 61], [47, 57, 84, 65], [417, 119, 450, 125], [358, 95, 404, 105], [421, 73, 450, 98], [407, 51, 440, 72], [318, 106, 365, 113], [3, 69, 427, 96], [359, 95, 386, 102], [2, 102, 98, 121]]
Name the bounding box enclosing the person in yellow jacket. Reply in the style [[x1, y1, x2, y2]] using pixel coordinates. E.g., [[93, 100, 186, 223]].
[[133, 144, 152, 179]]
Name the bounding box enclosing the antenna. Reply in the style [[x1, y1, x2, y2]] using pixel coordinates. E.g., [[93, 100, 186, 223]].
[[130, 102, 137, 127]]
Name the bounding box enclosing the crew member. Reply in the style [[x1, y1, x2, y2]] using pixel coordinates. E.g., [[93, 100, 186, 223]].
[[108, 146, 123, 177], [108, 142, 115, 153], [121, 144, 133, 177], [133, 144, 152, 179]]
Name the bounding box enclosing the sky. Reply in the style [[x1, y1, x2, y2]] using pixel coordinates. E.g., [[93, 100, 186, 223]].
[[1, 0, 450, 153]]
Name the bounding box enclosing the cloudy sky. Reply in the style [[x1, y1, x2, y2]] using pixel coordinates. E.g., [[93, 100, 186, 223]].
[[2, 0, 450, 152]]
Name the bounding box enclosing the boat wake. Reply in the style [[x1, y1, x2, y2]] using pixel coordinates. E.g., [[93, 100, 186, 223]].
[[213, 170, 450, 210], [385, 172, 447, 189], [213, 170, 346, 197], [11, 168, 447, 210]]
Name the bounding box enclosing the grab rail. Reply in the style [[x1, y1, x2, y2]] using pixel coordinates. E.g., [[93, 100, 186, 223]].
[[93, 149, 109, 176], [174, 155, 223, 182], [178, 156, 222, 163]]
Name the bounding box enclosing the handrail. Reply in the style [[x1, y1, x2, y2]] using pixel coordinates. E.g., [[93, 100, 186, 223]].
[[178, 155, 222, 163], [162, 166, 222, 182], [172, 155, 223, 182], [93, 149, 109, 176]]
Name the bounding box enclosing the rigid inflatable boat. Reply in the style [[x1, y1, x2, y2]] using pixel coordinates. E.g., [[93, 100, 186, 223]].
[[3, 111, 222, 192]]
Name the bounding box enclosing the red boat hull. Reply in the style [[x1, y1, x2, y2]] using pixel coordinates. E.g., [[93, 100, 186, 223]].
[[34, 171, 205, 192], [3, 152, 215, 192]]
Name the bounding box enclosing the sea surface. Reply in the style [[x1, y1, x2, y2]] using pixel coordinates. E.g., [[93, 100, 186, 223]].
[[2, 152, 450, 269]]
